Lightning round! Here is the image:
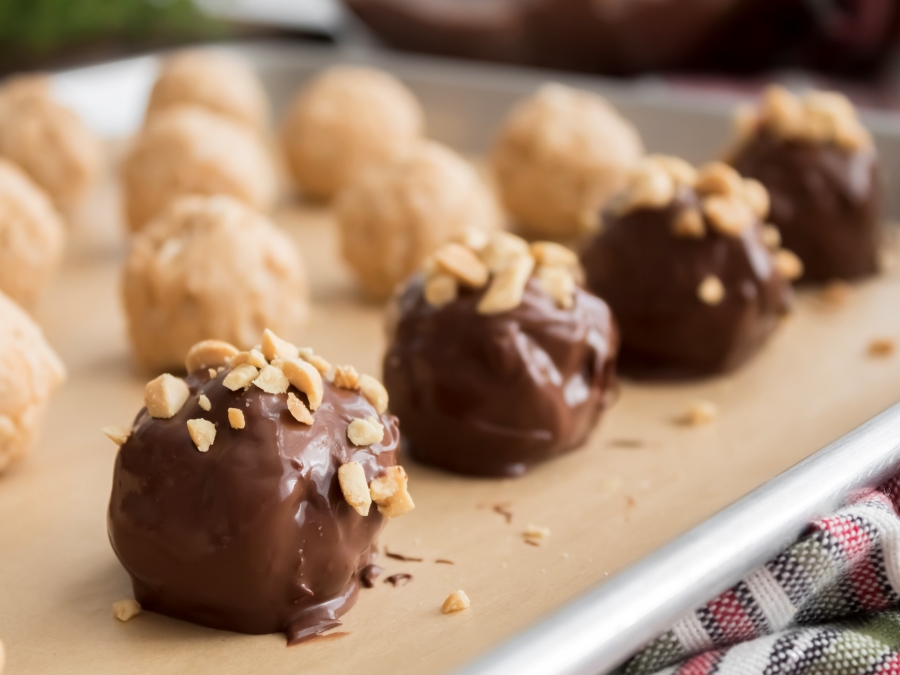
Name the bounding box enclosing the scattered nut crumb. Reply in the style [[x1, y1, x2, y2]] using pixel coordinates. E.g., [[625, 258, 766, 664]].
[[261, 328, 299, 362], [222, 364, 259, 391], [333, 365, 361, 390], [338, 461, 372, 516], [228, 408, 245, 429], [187, 418, 216, 452], [697, 275, 725, 306], [524, 524, 551, 544], [198, 394, 211, 411], [281, 358, 324, 411], [112, 599, 141, 622], [253, 364, 290, 394], [821, 280, 851, 308], [681, 400, 718, 426], [348, 416, 384, 446], [441, 590, 470, 614], [370, 466, 415, 518], [184, 339, 239, 374], [101, 426, 130, 447], [358, 374, 389, 414], [287, 392, 313, 425], [868, 338, 896, 358], [144, 373, 190, 419]]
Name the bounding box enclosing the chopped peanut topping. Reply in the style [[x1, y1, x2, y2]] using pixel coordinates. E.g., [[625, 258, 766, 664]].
[[695, 162, 743, 197], [198, 394, 211, 411], [369, 465, 415, 518], [113, 599, 142, 622], [742, 179, 770, 219], [101, 426, 130, 447], [536, 266, 576, 309], [261, 328, 300, 362], [434, 243, 489, 288], [477, 254, 535, 315], [184, 340, 239, 374], [681, 400, 718, 426], [530, 242, 578, 270], [338, 461, 372, 516], [232, 349, 267, 369], [298, 348, 332, 374], [281, 358, 324, 410], [187, 418, 216, 452], [649, 154, 697, 186], [703, 194, 754, 236], [358, 374, 389, 414], [672, 208, 705, 238], [424, 273, 458, 308], [222, 364, 259, 391], [208, 368, 217, 379], [287, 392, 313, 424], [228, 408, 245, 429], [775, 249, 804, 281], [348, 416, 384, 446], [869, 338, 896, 358], [253, 364, 290, 394], [441, 590, 470, 614], [697, 275, 725, 306], [618, 161, 676, 214], [333, 365, 360, 390], [761, 225, 781, 250], [144, 374, 190, 419], [481, 231, 530, 273]]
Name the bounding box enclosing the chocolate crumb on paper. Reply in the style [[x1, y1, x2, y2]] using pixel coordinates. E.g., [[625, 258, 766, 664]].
[[492, 503, 513, 524], [868, 338, 896, 358], [435, 559, 455, 565], [608, 438, 644, 449], [385, 548, 424, 562], [360, 564, 382, 588], [385, 573, 413, 587]]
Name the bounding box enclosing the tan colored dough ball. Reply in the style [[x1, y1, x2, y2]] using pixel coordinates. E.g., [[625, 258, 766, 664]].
[[122, 106, 277, 232], [0, 159, 65, 309], [337, 140, 502, 301], [146, 49, 270, 131], [282, 66, 424, 199], [492, 83, 644, 238], [0, 75, 102, 210], [122, 195, 308, 373], [0, 290, 66, 473]]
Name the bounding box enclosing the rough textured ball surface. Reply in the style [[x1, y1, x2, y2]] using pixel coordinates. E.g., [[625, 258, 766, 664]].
[[492, 83, 644, 238], [0, 290, 66, 473], [0, 159, 65, 309], [0, 75, 102, 209], [122, 106, 278, 232], [122, 195, 308, 373], [282, 66, 424, 199], [146, 50, 270, 131], [337, 140, 501, 300]]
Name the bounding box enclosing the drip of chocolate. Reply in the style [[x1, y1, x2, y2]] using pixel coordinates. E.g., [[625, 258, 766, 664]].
[[730, 131, 881, 283], [108, 370, 400, 645], [383, 276, 618, 477], [581, 190, 792, 379]]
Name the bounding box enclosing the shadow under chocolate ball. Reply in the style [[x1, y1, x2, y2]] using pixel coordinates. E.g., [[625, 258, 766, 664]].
[[383, 276, 618, 477], [108, 370, 399, 644], [731, 131, 881, 283], [581, 194, 792, 380]]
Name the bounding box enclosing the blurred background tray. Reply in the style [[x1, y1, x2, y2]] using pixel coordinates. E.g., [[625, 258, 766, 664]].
[[2, 42, 900, 675]]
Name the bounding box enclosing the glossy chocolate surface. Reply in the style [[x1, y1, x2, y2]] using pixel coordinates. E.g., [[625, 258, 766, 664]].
[[108, 370, 399, 644], [383, 276, 618, 477], [581, 189, 792, 380], [731, 131, 881, 283]]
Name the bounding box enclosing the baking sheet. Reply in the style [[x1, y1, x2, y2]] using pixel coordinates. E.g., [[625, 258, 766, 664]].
[[3, 43, 900, 675]]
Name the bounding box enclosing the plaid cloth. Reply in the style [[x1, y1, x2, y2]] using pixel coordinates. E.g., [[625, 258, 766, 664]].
[[623, 475, 900, 675]]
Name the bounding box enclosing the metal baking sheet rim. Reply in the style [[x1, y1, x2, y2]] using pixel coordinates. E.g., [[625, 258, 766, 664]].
[[43, 40, 900, 674]]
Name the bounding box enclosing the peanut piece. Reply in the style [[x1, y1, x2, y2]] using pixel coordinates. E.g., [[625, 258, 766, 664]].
[[434, 243, 489, 288], [702, 195, 754, 236], [358, 374, 389, 414], [144, 374, 190, 419], [742, 179, 770, 219], [649, 155, 697, 186], [697, 275, 725, 306], [231, 349, 267, 369], [530, 242, 578, 270], [338, 461, 372, 516], [198, 394, 211, 411], [228, 408, 245, 429], [775, 249, 804, 281], [261, 328, 300, 362], [425, 273, 458, 308], [369, 465, 415, 518], [253, 364, 290, 394], [672, 208, 705, 238], [333, 365, 360, 390], [287, 392, 313, 425], [222, 364, 259, 391], [101, 426, 130, 447], [695, 162, 743, 197], [536, 266, 575, 309], [113, 599, 142, 622], [441, 591, 470, 614], [348, 416, 384, 446], [682, 400, 718, 426], [184, 340, 239, 374], [281, 358, 324, 411], [480, 231, 531, 273], [477, 254, 535, 315], [298, 348, 332, 374], [187, 418, 216, 452], [761, 225, 781, 250]]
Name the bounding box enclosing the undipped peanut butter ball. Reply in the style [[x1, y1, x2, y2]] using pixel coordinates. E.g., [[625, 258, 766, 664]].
[[337, 140, 502, 301], [146, 50, 270, 131], [282, 66, 424, 199], [122, 106, 278, 232], [0, 290, 66, 473], [122, 195, 308, 373], [492, 83, 644, 238], [0, 75, 102, 209], [0, 159, 65, 309]]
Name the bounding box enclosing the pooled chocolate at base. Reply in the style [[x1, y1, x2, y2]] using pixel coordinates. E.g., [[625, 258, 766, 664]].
[[731, 131, 881, 283], [108, 370, 399, 645], [581, 192, 793, 380], [383, 276, 618, 477]]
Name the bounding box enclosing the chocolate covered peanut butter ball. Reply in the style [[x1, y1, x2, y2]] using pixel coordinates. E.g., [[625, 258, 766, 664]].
[[581, 156, 797, 379], [729, 86, 881, 283], [383, 233, 618, 477], [107, 330, 413, 644]]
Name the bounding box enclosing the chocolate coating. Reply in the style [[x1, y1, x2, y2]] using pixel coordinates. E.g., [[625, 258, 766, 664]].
[[731, 131, 881, 283], [383, 276, 618, 477], [581, 190, 792, 379], [108, 370, 399, 644]]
